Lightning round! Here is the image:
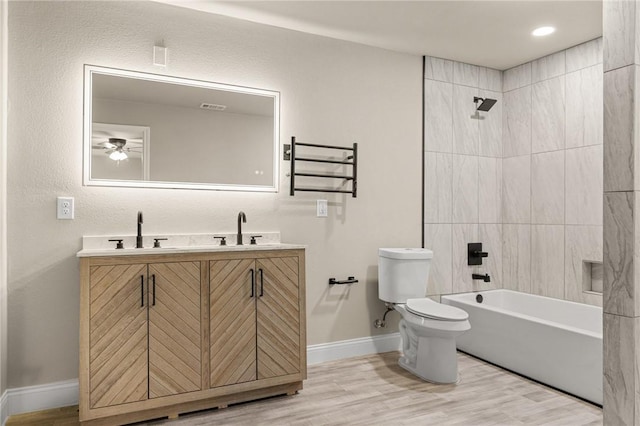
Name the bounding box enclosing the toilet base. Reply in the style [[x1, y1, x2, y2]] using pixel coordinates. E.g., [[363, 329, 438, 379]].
[[398, 319, 462, 384], [398, 356, 460, 384]]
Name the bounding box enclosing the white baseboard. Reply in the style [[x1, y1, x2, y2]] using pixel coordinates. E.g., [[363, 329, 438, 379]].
[[307, 332, 401, 365], [2, 333, 401, 420], [5, 379, 78, 418], [1, 390, 7, 426]]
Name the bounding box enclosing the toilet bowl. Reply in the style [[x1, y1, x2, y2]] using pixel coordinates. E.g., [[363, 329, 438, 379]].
[[378, 248, 470, 384], [395, 298, 470, 383]]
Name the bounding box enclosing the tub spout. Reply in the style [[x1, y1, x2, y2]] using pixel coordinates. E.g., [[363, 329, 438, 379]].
[[472, 273, 490, 283]]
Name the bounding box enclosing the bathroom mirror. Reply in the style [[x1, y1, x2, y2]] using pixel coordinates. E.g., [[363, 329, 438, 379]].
[[83, 65, 280, 191]]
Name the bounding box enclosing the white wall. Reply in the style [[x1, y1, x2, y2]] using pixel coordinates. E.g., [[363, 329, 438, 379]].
[[7, 1, 421, 389], [1, 0, 7, 403]]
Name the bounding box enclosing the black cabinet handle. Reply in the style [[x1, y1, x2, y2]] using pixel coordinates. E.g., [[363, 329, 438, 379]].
[[259, 268, 264, 297], [140, 275, 144, 307], [152, 274, 156, 306], [250, 269, 255, 298]]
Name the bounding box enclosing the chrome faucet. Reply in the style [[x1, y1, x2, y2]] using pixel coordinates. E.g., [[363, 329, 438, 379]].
[[237, 211, 246, 245], [136, 211, 144, 249]]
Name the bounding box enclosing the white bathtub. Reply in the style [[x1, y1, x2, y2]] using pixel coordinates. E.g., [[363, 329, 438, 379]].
[[441, 289, 602, 405]]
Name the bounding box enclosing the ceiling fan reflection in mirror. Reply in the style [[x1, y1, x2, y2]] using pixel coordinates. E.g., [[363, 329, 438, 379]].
[[106, 138, 128, 161], [89, 122, 151, 181], [91, 136, 143, 162]]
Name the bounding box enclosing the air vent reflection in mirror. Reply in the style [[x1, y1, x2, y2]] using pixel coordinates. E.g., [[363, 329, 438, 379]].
[[200, 103, 227, 111]]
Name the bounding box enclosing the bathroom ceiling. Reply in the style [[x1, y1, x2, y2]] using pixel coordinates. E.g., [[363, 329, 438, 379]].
[[155, 0, 602, 70]]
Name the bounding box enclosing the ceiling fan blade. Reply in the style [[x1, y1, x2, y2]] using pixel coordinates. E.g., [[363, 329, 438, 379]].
[[92, 140, 116, 148]]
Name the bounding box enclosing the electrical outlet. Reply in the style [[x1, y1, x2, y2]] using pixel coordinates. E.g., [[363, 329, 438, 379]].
[[57, 197, 74, 220], [317, 199, 328, 217]]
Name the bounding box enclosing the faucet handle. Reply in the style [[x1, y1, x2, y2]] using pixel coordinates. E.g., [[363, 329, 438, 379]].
[[108, 239, 124, 249], [250, 235, 263, 245], [153, 238, 168, 248], [468, 243, 488, 265], [214, 236, 227, 246]]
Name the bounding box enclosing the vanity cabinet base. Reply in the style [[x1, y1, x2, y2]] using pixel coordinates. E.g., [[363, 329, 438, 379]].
[[79, 249, 306, 426], [80, 381, 302, 426]]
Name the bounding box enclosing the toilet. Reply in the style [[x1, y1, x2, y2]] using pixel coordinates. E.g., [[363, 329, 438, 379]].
[[378, 248, 470, 384]]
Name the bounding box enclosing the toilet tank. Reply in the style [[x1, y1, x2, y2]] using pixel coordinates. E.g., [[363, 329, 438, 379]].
[[378, 248, 433, 303]]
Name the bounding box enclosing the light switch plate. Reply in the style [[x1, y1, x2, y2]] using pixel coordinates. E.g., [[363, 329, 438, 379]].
[[153, 46, 167, 66], [57, 197, 74, 220], [317, 199, 328, 217]]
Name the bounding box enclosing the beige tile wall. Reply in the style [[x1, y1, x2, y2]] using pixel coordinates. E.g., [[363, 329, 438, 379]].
[[424, 38, 603, 306], [501, 38, 603, 306], [423, 56, 502, 295]]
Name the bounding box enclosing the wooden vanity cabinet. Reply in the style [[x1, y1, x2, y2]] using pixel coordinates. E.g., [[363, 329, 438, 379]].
[[79, 249, 305, 425], [85, 263, 149, 409], [147, 262, 203, 398], [83, 261, 202, 409], [210, 255, 302, 387]]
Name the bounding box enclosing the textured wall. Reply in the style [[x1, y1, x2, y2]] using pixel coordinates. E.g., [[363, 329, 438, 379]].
[[7, 1, 421, 388], [1, 0, 7, 397]]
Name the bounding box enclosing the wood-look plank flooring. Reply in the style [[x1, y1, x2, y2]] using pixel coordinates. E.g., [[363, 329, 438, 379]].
[[7, 351, 602, 426]]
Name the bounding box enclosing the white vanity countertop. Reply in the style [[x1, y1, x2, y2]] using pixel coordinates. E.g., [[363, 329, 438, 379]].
[[77, 232, 306, 257], [77, 243, 306, 258]]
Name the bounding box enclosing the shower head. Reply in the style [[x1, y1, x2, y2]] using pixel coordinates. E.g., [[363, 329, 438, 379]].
[[474, 97, 498, 112]]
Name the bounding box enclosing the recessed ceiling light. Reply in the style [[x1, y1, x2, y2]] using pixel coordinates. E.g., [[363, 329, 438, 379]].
[[532, 26, 556, 37]]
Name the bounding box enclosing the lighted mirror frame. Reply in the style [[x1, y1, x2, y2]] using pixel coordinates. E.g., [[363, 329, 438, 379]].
[[83, 65, 280, 192]]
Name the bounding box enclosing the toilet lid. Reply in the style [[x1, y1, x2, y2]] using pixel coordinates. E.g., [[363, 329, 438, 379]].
[[406, 298, 469, 321]]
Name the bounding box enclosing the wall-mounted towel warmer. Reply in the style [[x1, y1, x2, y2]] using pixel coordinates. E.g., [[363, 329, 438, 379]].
[[287, 136, 358, 197]]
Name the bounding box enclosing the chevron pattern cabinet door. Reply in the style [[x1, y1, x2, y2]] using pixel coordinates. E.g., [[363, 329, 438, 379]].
[[256, 257, 300, 379], [89, 264, 148, 409], [210, 259, 257, 387], [149, 262, 202, 398]]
